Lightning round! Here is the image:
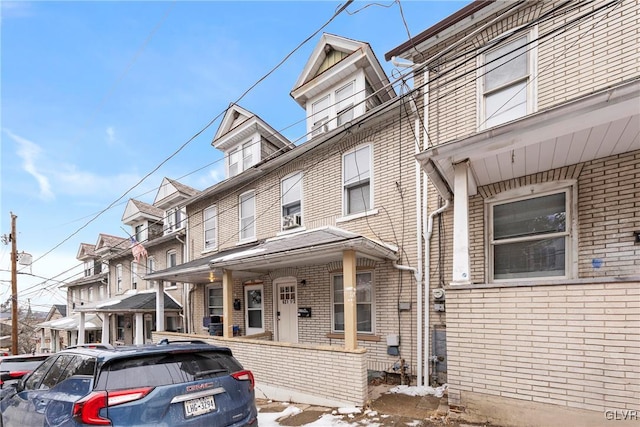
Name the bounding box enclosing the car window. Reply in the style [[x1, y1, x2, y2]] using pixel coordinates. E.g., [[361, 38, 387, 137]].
[[96, 351, 243, 390], [23, 356, 57, 390], [66, 355, 96, 377], [40, 354, 75, 390], [0, 359, 48, 372]]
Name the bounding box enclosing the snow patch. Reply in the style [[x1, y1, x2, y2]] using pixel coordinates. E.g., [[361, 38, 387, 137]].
[[389, 384, 448, 398]]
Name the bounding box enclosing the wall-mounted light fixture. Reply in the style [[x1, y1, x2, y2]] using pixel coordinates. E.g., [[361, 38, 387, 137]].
[[300, 279, 307, 286], [634, 231, 640, 245]]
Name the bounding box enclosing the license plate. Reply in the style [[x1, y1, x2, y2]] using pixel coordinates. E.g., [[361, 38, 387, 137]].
[[184, 395, 216, 417]]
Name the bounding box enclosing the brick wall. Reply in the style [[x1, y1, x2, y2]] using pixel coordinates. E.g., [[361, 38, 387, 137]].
[[445, 280, 640, 420], [152, 331, 368, 408]]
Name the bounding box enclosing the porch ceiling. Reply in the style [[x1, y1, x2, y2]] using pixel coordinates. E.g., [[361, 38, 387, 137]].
[[417, 79, 640, 196]]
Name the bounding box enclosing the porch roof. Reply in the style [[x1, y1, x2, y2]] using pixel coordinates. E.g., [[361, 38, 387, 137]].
[[74, 291, 182, 314], [146, 227, 398, 283], [37, 313, 102, 331], [416, 78, 640, 198]]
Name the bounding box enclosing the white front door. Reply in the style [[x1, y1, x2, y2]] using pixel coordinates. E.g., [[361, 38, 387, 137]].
[[245, 284, 264, 336], [276, 279, 298, 343]]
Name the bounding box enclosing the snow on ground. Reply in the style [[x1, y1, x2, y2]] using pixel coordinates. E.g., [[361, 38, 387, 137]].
[[257, 385, 447, 426]]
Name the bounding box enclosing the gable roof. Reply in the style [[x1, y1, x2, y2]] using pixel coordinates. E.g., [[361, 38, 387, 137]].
[[153, 177, 200, 210], [290, 33, 395, 107], [76, 243, 97, 261], [121, 198, 163, 225], [212, 104, 295, 153], [94, 233, 129, 256]]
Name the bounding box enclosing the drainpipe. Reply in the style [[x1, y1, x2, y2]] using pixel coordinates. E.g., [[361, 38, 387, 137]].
[[176, 231, 188, 334]]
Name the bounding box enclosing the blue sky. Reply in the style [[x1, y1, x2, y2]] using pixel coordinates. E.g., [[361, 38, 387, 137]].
[[1, 0, 469, 312]]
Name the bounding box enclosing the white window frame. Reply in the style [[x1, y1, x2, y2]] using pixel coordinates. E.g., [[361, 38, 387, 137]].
[[245, 284, 264, 335], [83, 261, 93, 277], [477, 27, 537, 130], [146, 257, 156, 289], [486, 181, 577, 282], [281, 172, 303, 231], [342, 144, 373, 217], [204, 205, 218, 251], [131, 261, 138, 290], [331, 271, 375, 334], [239, 190, 256, 243], [227, 139, 258, 178], [116, 264, 123, 293], [165, 207, 185, 234], [307, 78, 361, 138], [166, 250, 178, 289], [88, 287, 94, 302], [134, 223, 146, 243], [206, 285, 223, 318]]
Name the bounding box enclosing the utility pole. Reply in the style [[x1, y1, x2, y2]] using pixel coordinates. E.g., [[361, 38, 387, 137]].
[[10, 213, 18, 355]]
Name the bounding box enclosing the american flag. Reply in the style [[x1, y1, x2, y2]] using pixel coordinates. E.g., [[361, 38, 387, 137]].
[[130, 236, 148, 262]]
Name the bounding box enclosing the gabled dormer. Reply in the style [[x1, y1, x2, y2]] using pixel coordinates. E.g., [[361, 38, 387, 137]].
[[76, 243, 105, 278], [122, 199, 164, 243], [94, 233, 129, 259], [212, 104, 294, 179], [291, 33, 396, 140], [153, 178, 200, 235]]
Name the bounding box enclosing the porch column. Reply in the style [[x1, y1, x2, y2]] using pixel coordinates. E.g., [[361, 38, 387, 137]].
[[343, 249, 358, 350], [134, 313, 144, 345], [156, 282, 165, 332], [101, 314, 110, 344], [52, 330, 58, 352], [222, 269, 234, 338], [78, 312, 86, 345], [452, 161, 471, 284], [48, 328, 54, 352]]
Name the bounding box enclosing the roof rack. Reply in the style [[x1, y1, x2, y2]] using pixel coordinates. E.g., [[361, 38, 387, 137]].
[[157, 339, 209, 346], [66, 343, 115, 350]]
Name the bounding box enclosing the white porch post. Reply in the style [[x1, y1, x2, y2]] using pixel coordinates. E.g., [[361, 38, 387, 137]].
[[222, 269, 233, 339], [78, 312, 86, 345], [134, 313, 144, 345], [101, 314, 110, 344], [51, 329, 57, 352], [343, 249, 358, 351], [452, 161, 471, 284], [156, 282, 165, 332]]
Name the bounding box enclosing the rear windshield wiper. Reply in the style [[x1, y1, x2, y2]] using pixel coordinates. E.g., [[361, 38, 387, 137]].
[[194, 369, 227, 379]]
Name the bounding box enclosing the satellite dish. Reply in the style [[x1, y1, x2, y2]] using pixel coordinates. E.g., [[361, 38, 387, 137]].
[[18, 252, 33, 266]]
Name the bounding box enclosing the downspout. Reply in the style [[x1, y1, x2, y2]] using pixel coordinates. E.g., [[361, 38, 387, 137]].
[[176, 232, 188, 334]]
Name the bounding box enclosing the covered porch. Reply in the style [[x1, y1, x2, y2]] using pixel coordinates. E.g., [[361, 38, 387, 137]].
[[36, 313, 102, 350], [148, 226, 398, 407]]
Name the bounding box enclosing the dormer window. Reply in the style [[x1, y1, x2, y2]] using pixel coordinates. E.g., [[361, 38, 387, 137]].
[[134, 223, 146, 242], [311, 95, 330, 136], [165, 207, 185, 234], [336, 81, 355, 126], [309, 80, 357, 137], [228, 141, 256, 177], [83, 261, 93, 277]]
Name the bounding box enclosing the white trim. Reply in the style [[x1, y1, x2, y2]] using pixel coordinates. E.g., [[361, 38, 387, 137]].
[[238, 190, 256, 243], [203, 205, 218, 251], [273, 277, 299, 343], [280, 171, 304, 231], [336, 209, 379, 223], [245, 284, 265, 335], [342, 143, 374, 217], [330, 270, 375, 334], [484, 179, 576, 282]]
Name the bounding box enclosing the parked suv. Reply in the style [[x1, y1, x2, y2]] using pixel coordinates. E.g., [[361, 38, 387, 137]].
[[0, 340, 257, 426]]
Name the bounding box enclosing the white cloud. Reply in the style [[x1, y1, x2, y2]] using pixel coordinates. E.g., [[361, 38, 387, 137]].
[[4, 129, 55, 200], [106, 126, 116, 145]]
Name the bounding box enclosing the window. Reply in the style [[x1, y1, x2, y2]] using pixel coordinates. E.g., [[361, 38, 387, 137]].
[[147, 257, 156, 289], [116, 315, 125, 341], [88, 287, 94, 302], [116, 264, 123, 292], [311, 95, 330, 136], [490, 188, 571, 280], [165, 207, 185, 234], [80, 288, 86, 302], [134, 223, 146, 242], [245, 284, 264, 335], [228, 141, 255, 177], [480, 31, 536, 129], [99, 285, 105, 299], [204, 206, 218, 250], [332, 271, 373, 333], [281, 172, 302, 229], [83, 261, 93, 277], [336, 81, 354, 126], [343, 144, 372, 216], [207, 286, 223, 317], [239, 191, 256, 241], [131, 261, 138, 290], [166, 250, 178, 288]]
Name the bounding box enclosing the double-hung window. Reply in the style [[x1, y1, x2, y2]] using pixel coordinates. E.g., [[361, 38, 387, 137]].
[[134, 223, 145, 242], [207, 286, 223, 317], [332, 271, 373, 333], [204, 206, 218, 250], [336, 81, 354, 126], [166, 250, 178, 289], [229, 147, 241, 177], [146, 257, 156, 289], [343, 144, 372, 216], [228, 141, 255, 177], [480, 31, 536, 129], [131, 261, 138, 290], [489, 187, 571, 281], [281, 172, 302, 229], [239, 191, 256, 241], [165, 207, 185, 233], [311, 95, 330, 136], [116, 264, 123, 293]]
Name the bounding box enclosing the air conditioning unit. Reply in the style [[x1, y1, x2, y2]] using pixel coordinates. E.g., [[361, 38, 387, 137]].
[[311, 122, 329, 136], [282, 213, 302, 229]]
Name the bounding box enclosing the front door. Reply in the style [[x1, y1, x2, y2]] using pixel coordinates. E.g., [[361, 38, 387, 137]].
[[276, 278, 298, 343]]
